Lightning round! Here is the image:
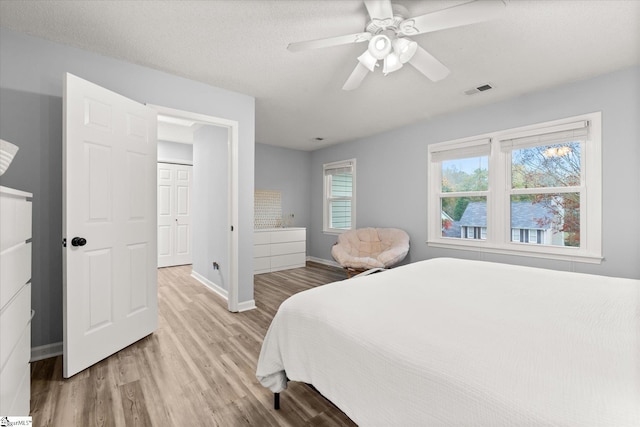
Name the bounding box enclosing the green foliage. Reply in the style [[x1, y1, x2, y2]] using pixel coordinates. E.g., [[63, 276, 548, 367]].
[[453, 198, 470, 221], [442, 165, 488, 192], [441, 161, 488, 221]]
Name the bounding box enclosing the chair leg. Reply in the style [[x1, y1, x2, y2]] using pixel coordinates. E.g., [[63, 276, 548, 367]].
[[346, 267, 370, 278], [274, 392, 280, 410]]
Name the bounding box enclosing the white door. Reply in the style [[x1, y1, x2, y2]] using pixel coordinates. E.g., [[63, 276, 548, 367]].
[[63, 73, 158, 378], [158, 163, 192, 267]]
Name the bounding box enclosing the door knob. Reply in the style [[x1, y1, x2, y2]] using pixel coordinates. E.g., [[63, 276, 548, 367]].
[[71, 237, 87, 247]]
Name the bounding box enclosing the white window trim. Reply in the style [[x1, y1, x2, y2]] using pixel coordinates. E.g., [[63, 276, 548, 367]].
[[323, 158, 356, 234], [427, 112, 602, 264]]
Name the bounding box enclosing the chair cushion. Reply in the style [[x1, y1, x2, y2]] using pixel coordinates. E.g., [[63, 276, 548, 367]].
[[331, 227, 410, 270]]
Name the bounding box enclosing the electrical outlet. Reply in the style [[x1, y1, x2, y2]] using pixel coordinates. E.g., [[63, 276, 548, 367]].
[[212, 262, 219, 270]]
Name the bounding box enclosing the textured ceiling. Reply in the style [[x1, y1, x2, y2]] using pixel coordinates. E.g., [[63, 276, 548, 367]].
[[1, 0, 638, 150]]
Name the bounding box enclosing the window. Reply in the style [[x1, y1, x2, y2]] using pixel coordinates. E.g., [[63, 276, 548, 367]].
[[323, 159, 356, 233], [427, 113, 602, 263]]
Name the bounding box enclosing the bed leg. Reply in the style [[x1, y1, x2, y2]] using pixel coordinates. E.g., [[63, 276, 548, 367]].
[[274, 392, 280, 410]]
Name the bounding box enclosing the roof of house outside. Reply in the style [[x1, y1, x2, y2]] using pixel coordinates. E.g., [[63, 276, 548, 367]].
[[458, 201, 554, 230]]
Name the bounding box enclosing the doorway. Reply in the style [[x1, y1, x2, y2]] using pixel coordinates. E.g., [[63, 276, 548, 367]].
[[151, 105, 239, 312]]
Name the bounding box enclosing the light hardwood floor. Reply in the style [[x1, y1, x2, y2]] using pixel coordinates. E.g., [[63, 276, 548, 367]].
[[30, 262, 357, 426]]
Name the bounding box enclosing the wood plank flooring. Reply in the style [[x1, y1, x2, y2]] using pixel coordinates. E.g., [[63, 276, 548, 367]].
[[30, 262, 356, 426]]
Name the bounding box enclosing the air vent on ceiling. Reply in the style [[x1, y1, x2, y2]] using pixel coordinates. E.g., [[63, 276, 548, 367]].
[[465, 83, 493, 96]]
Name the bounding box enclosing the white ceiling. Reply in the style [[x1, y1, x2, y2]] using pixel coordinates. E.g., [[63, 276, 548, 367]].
[[1, 0, 638, 151]]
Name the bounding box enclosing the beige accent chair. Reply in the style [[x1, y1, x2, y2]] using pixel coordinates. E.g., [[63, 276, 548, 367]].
[[331, 228, 410, 278]]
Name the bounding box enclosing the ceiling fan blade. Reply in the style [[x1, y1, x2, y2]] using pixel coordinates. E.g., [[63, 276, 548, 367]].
[[399, 0, 506, 36], [288, 32, 372, 52], [408, 45, 450, 82], [342, 63, 370, 91], [364, 0, 394, 20]]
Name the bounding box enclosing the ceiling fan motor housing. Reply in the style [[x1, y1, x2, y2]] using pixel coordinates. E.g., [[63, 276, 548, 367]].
[[365, 3, 410, 35]]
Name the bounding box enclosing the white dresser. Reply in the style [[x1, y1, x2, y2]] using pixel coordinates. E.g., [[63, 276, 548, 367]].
[[0, 186, 32, 416], [254, 228, 306, 274]]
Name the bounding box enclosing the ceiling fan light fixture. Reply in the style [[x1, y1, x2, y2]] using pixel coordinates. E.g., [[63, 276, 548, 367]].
[[357, 50, 378, 72], [383, 52, 403, 75], [393, 37, 418, 63], [368, 34, 392, 60]]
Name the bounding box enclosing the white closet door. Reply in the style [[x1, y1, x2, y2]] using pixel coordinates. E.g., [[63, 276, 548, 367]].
[[157, 163, 192, 267]]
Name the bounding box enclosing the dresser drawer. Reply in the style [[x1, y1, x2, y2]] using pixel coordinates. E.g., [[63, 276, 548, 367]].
[[254, 257, 271, 274], [0, 242, 32, 310], [271, 253, 306, 271], [8, 363, 30, 416], [270, 229, 305, 244], [0, 195, 32, 252], [253, 244, 270, 258], [270, 241, 305, 257], [0, 283, 31, 370], [254, 231, 271, 245], [0, 321, 30, 415]]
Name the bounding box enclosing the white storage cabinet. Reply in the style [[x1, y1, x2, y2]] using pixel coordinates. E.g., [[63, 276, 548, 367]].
[[254, 228, 306, 274], [0, 186, 32, 416]]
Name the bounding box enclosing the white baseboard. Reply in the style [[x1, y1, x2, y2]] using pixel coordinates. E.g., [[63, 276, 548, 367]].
[[191, 271, 256, 312], [191, 270, 228, 299], [307, 256, 341, 268], [237, 300, 256, 312], [31, 342, 63, 362]]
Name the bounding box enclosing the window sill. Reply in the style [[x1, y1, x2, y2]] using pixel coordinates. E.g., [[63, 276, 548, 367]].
[[323, 229, 349, 236], [426, 240, 603, 264]]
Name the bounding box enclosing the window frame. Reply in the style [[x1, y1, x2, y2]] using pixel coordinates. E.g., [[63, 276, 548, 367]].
[[323, 158, 356, 234], [427, 112, 602, 263]]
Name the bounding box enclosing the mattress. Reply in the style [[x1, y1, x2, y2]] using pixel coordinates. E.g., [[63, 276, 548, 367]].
[[256, 258, 640, 426]]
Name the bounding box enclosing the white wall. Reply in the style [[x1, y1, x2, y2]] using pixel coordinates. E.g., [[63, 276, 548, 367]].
[[309, 66, 640, 279], [192, 125, 230, 290], [158, 140, 193, 163], [0, 28, 255, 348]]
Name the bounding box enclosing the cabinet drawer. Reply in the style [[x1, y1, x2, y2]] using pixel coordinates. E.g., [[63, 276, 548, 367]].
[[271, 253, 306, 271], [0, 196, 31, 252], [254, 232, 271, 245], [9, 363, 30, 416], [270, 241, 305, 257], [253, 244, 270, 258], [0, 242, 32, 310], [0, 322, 30, 415], [254, 257, 271, 274], [0, 283, 31, 370], [270, 229, 305, 244]]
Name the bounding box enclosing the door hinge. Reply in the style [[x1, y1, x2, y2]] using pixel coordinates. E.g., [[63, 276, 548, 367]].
[[230, 225, 234, 232], [62, 238, 67, 247]]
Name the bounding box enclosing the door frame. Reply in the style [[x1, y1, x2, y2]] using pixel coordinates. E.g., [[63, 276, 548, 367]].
[[149, 104, 239, 312]]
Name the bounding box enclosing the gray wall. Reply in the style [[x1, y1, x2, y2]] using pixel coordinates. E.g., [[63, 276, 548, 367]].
[[0, 28, 255, 348], [254, 143, 312, 250], [192, 125, 230, 290], [310, 66, 640, 280], [158, 140, 193, 163], [0, 89, 63, 346]]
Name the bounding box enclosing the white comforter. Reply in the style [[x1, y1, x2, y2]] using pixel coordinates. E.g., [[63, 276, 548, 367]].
[[256, 258, 640, 426]]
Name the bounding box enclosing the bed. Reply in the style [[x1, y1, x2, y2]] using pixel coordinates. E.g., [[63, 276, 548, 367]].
[[256, 258, 640, 426]]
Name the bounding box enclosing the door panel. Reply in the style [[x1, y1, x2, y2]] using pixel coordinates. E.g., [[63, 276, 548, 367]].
[[85, 249, 112, 331], [64, 73, 157, 378]]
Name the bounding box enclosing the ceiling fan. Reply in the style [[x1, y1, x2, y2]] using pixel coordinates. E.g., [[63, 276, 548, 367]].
[[288, 0, 507, 90]]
